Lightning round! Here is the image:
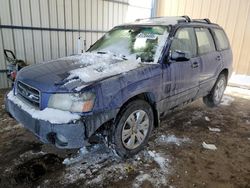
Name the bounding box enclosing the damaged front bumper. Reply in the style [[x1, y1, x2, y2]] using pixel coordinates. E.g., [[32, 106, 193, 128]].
[[5, 96, 119, 149]]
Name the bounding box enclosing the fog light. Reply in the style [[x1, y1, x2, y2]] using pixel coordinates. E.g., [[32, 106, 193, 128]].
[[55, 134, 68, 146]]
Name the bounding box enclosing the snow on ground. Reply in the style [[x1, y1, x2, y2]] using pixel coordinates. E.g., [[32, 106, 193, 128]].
[[7, 90, 80, 124], [205, 116, 210, 122], [133, 170, 168, 188], [225, 86, 250, 100], [220, 95, 235, 106], [63, 147, 89, 165], [133, 151, 170, 188], [229, 74, 250, 89], [60, 142, 172, 187], [202, 142, 217, 150], [208, 127, 221, 132], [156, 134, 190, 146], [148, 151, 167, 169], [61, 144, 120, 184]]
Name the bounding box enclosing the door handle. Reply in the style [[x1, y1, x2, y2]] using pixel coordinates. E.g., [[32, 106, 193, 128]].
[[216, 56, 221, 61], [191, 62, 199, 68]]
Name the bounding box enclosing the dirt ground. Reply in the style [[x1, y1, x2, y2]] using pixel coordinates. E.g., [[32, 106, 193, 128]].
[[0, 86, 250, 188]]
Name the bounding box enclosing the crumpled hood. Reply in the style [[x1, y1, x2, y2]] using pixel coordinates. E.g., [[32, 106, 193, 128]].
[[16, 53, 142, 92]]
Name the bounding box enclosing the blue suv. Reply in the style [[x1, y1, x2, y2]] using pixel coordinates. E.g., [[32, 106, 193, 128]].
[[5, 16, 232, 157]]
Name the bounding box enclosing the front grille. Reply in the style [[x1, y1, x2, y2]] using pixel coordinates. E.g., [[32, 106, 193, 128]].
[[16, 81, 40, 108]]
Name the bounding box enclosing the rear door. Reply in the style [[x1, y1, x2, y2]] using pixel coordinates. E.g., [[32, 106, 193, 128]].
[[194, 27, 222, 93]]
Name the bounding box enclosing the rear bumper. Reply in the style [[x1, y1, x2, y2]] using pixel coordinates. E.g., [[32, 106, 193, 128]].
[[6, 97, 86, 149]]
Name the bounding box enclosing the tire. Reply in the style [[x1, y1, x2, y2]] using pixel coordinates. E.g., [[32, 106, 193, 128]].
[[113, 99, 154, 158], [203, 74, 227, 107]]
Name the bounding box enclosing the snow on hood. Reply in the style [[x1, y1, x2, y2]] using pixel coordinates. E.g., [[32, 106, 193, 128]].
[[64, 52, 142, 83]]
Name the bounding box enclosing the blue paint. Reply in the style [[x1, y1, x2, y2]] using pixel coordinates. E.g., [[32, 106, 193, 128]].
[[5, 18, 233, 149]]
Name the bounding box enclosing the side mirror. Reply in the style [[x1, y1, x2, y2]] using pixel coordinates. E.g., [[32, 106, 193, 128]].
[[171, 50, 191, 61]]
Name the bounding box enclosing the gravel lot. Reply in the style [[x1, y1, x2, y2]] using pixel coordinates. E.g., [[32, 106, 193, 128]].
[[0, 86, 250, 188]]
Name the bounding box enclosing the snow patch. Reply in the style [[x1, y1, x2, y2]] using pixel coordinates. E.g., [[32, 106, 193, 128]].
[[208, 127, 221, 132], [60, 52, 124, 65], [148, 151, 167, 169], [133, 150, 170, 188], [156, 134, 190, 146], [7, 90, 80, 124], [63, 147, 89, 165], [61, 144, 171, 187], [133, 170, 168, 188], [205, 116, 210, 122], [19, 150, 46, 160], [69, 59, 141, 83], [61, 144, 120, 184], [229, 74, 250, 89], [74, 85, 88, 92], [61, 52, 143, 83], [133, 174, 151, 188], [225, 86, 250, 100], [202, 142, 217, 150], [220, 95, 235, 106]]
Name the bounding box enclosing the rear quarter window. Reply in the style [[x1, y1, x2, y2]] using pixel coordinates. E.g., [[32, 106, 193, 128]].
[[212, 28, 230, 50]]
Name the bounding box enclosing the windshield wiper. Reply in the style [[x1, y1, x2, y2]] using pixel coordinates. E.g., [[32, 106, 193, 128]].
[[97, 51, 107, 54]]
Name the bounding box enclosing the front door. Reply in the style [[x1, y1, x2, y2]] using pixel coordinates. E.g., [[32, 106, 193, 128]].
[[161, 27, 200, 110]]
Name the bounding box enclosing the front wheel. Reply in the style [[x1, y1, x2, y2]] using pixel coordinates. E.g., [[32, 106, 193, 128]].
[[203, 74, 227, 107], [113, 100, 154, 158]]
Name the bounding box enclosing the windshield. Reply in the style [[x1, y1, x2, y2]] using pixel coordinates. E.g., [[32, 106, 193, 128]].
[[88, 26, 169, 63]]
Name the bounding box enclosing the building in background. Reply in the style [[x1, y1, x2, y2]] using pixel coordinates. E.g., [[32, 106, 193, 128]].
[[1, 0, 250, 89], [157, 0, 250, 78], [0, 0, 155, 88]]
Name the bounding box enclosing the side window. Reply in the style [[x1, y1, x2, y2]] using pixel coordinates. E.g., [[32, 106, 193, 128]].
[[212, 28, 230, 50], [170, 27, 197, 58], [195, 28, 216, 55]]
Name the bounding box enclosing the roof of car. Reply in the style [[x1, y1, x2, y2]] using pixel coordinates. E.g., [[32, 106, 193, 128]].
[[120, 16, 220, 28]]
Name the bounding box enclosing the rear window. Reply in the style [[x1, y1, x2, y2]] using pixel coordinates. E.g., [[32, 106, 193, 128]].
[[195, 28, 216, 55], [212, 28, 230, 50]]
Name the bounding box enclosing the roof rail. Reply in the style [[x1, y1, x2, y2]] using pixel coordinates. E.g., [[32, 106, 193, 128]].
[[135, 16, 166, 22], [182, 15, 191, 22], [135, 16, 192, 23], [192, 18, 211, 24]]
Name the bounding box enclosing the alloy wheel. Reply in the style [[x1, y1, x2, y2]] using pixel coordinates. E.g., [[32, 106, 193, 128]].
[[121, 110, 149, 150]]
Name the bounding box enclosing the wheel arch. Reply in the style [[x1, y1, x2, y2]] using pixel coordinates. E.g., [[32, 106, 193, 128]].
[[117, 92, 159, 128], [219, 69, 229, 83]]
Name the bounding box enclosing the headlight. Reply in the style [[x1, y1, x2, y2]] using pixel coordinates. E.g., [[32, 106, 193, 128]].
[[48, 92, 95, 112]]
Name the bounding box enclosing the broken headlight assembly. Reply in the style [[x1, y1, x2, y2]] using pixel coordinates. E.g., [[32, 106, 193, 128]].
[[48, 92, 95, 112]]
